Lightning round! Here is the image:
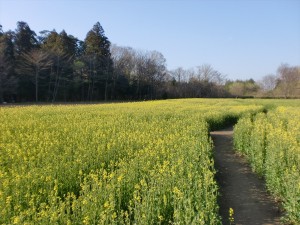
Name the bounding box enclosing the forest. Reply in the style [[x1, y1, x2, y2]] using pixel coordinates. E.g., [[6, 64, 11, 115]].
[[0, 21, 299, 103]]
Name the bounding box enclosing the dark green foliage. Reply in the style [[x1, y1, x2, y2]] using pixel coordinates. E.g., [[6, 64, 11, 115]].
[[83, 22, 113, 101], [0, 30, 17, 102], [14, 21, 38, 55]]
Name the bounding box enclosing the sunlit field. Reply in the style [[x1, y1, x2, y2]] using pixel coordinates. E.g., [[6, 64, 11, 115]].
[[0, 99, 298, 224], [234, 105, 300, 224]]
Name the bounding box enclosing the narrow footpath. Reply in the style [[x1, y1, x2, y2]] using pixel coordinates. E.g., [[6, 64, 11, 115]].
[[210, 127, 281, 225]]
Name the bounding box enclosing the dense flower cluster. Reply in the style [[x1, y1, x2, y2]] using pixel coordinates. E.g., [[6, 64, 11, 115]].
[[234, 106, 300, 224], [0, 99, 264, 224]]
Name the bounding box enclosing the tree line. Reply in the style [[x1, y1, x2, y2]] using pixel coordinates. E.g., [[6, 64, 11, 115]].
[[0, 21, 299, 103]]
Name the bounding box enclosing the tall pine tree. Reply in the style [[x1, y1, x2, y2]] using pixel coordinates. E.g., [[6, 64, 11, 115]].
[[84, 22, 113, 101], [41, 30, 78, 101], [14, 21, 38, 101], [0, 29, 17, 102], [14, 21, 38, 55]]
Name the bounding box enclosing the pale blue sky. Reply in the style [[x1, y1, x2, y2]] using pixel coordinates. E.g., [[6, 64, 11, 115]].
[[1, 0, 300, 80]]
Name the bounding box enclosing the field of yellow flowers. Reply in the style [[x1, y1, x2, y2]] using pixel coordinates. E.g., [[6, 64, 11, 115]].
[[234, 105, 300, 224], [0, 99, 266, 225]]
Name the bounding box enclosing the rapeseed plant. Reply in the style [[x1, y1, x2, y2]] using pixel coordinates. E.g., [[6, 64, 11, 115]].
[[234, 106, 300, 224], [0, 99, 266, 224]]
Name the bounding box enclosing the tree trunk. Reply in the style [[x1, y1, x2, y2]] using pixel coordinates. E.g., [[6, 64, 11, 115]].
[[35, 67, 39, 102], [47, 66, 53, 102], [104, 73, 109, 101], [111, 76, 115, 100], [0, 81, 3, 103], [136, 78, 140, 100], [52, 62, 60, 102], [52, 56, 61, 102]]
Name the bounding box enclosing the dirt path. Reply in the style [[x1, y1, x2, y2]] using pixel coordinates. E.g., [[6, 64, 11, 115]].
[[211, 127, 282, 225]]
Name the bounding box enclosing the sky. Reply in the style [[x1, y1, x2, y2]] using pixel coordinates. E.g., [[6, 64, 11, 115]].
[[0, 0, 300, 81]]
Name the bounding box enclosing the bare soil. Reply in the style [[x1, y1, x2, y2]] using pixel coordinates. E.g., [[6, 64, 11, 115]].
[[211, 127, 282, 225]]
